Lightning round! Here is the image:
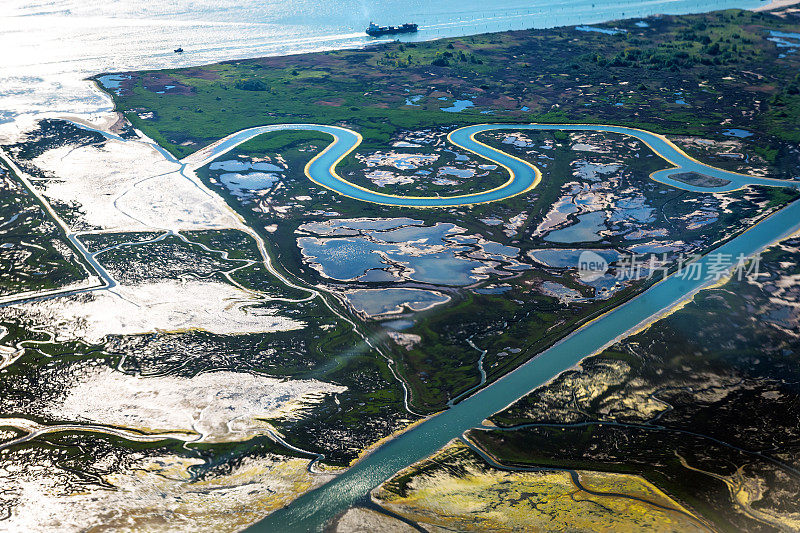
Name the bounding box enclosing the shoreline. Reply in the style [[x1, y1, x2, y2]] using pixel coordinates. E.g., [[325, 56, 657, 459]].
[[753, 0, 800, 11], [6, 4, 799, 532], [69, 2, 774, 144]]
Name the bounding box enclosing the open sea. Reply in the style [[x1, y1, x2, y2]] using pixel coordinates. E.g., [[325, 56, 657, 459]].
[[0, 0, 765, 139]]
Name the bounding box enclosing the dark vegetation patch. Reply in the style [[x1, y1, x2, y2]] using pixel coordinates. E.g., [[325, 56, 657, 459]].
[[0, 160, 89, 296], [671, 171, 731, 187], [477, 237, 800, 532], [97, 9, 800, 180]]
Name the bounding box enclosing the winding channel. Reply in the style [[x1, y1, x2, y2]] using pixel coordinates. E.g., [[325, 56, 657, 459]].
[[252, 205, 800, 533], [183, 122, 799, 205], [221, 123, 798, 532], [459, 436, 711, 529], [3, 120, 800, 531]]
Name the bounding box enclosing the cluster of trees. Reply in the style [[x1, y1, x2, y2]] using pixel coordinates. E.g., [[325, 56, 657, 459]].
[[585, 21, 756, 71], [767, 74, 800, 142], [376, 50, 417, 68], [430, 45, 483, 67], [590, 42, 750, 71], [782, 73, 800, 96], [769, 73, 800, 116], [234, 79, 269, 91]]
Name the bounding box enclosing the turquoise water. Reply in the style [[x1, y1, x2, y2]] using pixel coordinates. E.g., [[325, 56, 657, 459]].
[[187, 122, 800, 533], [190, 123, 798, 206], [196, 123, 790, 206], [95, 74, 131, 95], [722, 128, 753, 138], [441, 99, 474, 112], [189, 124, 797, 207], [768, 30, 800, 48], [770, 30, 800, 40]]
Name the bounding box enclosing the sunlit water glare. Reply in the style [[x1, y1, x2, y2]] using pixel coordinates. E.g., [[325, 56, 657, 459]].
[[0, 0, 761, 140]]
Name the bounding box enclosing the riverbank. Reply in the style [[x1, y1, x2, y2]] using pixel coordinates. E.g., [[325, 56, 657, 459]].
[[99, 9, 800, 179], [180, 122, 797, 208], [250, 193, 800, 531], [3, 5, 800, 533]]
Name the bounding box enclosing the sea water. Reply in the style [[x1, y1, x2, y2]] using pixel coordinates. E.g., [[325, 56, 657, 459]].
[[0, 0, 763, 140]]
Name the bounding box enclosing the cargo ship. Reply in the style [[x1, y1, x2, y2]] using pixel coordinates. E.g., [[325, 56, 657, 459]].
[[366, 22, 418, 37]]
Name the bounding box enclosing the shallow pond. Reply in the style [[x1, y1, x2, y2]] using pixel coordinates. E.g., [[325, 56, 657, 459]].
[[298, 237, 388, 280], [345, 288, 449, 317], [544, 211, 606, 243], [96, 74, 131, 95], [441, 99, 474, 112], [219, 172, 279, 196], [298, 236, 488, 286], [386, 249, 485, 286], [721, 128, 753, 138], [528, 248, 620, 268]]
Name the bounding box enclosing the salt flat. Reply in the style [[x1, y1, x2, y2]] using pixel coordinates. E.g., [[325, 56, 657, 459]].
[[31, 138, 239, 231], [1, 452, 333, 533], [47, 364, 346, 442], [5, 279, 304, 344]]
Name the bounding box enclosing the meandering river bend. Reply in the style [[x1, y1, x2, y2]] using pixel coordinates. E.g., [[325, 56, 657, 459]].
[[4, 117, 797, 531], [203, 122, 798, 531], [185, 123, 797, 207]]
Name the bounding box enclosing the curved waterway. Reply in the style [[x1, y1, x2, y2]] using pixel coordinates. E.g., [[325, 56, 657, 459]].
[[250, 201, 800, 533], [184, 123, 798, 208], [225, 122, 800, 531], [4, 118, 798, 529]]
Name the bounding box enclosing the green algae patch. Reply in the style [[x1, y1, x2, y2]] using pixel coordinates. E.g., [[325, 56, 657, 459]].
[[376, 440, 708, 532]]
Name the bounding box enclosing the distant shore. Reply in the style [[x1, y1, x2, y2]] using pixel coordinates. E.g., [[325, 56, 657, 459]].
[[753, 0, 800, 11]]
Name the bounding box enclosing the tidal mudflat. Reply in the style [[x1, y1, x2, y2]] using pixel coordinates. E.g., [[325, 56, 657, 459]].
[[3, 6, 800, 532]]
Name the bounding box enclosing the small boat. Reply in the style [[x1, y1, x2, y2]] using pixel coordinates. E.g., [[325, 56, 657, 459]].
[[366, 22, 418, 37], [174, 47, 184, 54]]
